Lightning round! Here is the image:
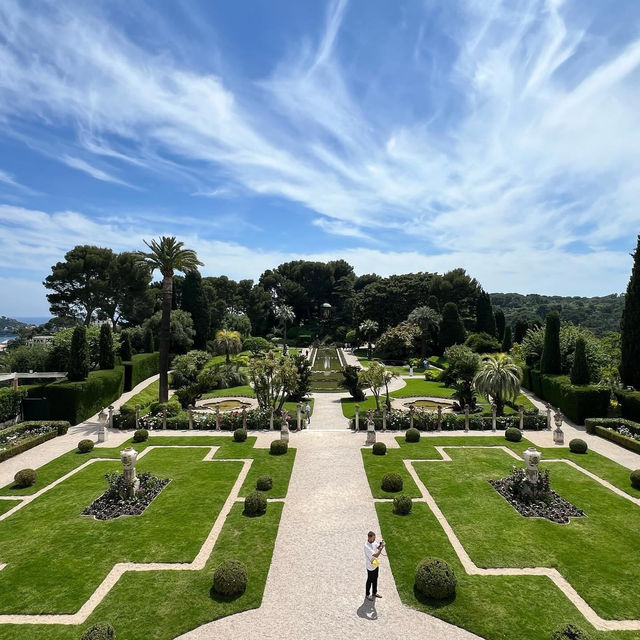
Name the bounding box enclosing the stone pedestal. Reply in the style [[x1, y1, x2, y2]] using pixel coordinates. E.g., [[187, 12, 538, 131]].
[[296, 402, 302, 431], [97, 408, 107, 443], [546, 404, 552, 430], [409, 366, 413, 377], [354, 406, 360, 431], [188, 406, 194, 430], [281, 417, 290, 443], [519, 405, 524, 430], [108, 405, 114, 429], [464, 404, 470, 432], [491, 403, 497, 432], [366, 417, 376, 445], [523, 447, 541, 484], [216, 408, 221, 430], [120, 446, 140, 499], [553, 409, 564, 445], [437, 405, 442, 432], [409, 406, 415, 429]]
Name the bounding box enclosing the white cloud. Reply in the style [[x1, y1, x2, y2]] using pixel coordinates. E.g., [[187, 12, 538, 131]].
[[61, 156, 137, 188]]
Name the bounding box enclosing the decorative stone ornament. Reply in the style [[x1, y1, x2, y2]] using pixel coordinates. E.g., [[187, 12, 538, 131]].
[[491, 403, 497, 432], [523, 446, 541, 484], [97, 408, 107, 443], [553, 409, 565, 445], [108, 405, 114, 429], [281, 409, 290, 443], [519, 405, 524, 430], [296, 402, 302, 431], [354, 404, 360, 431], [366, 409, 376, 445], [464, 404, 470, 432], [135, 404, 140, 429], [546, 403, 553, 430], [120, 446, 140, 498]]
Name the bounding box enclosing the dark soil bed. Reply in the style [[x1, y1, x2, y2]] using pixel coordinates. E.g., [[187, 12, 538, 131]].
[[489, 477, 585, 524], [83, 472, 171, 521]]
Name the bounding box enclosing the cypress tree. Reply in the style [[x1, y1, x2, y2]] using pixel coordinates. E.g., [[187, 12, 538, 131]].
[[570, 336, 590, 385], [513, 318, 529, 343], [68, 326, 89, 381], [620, 235, 640, 388], [98, 323, 115, 370], [475, 291, 497, 336], [120, 330, 132, 362], [501, 325, 513, 353], [144, 327, 155, 353], [182, 271, 210, 350], [439, 302, 466, 351], [427, 295, 440, 312], [494, 309, 506, 341], [540, 311, 561, 374]]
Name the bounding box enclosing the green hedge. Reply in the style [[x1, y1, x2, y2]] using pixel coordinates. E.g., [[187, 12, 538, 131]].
[[585, 417, 640, 435], [44, 368, 125, 425], [0, 421, 69, 463], [0, 387, 27, 423], [592, 425, 640, 454], [584, 417, 640, 454], [614, 390, 640, 422], [123, 352, 159, 391]]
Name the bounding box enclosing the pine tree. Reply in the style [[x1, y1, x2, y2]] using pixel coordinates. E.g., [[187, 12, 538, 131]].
[[439, 302, 466, 351], [501, 325, 513, 353], [120, 330, 132, 362], [620, 235, 640, 388], [98, 323, 114, 370], [181, 271, 210, 350], [475, 291, 497, 336], [68, 325, 89, 381], [540, 311, 561, 374], [494, 309, 506, 341], [144, 327, 155, 353], [570, 336, 590, 385], [513, 318, 529, 343]]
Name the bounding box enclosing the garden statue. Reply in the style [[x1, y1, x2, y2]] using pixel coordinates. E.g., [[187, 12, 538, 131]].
[[546, 403, 552, 430], [553, 409, 564, 445], [366, 409, 376, 445], [97, 408, 107, 443], [120, 446, 140, 499], [523, 447, 541, 484], [354, 404, 360, 430], [108, 405, 114, 429], [296, 402, 302, 431], [491, 403, 497, 432], [215, 407, 221, 430], [281, 409, 290, 443]]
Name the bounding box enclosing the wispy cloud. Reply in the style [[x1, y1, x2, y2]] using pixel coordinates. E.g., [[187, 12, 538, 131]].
[[61, 156, 137, 188]]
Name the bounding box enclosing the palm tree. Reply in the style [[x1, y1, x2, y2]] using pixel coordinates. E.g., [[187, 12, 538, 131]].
[[473, 354, 522, 416], [408, 306, 441, 357], [359, 319, 379, 359], [214, 329, 242, 364], [274, 305, 295, 355], [136, 237, 202, 402]]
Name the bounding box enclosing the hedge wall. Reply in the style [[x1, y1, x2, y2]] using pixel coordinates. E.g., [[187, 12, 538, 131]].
[[44, 368, 125, 425], [123, 352, 159, 392], [0, 421, 70, 463], [584, 420, 640, 455], [0, 387, 27, 423], [520, 369, 609, 425], [614, 390, 640, 423]]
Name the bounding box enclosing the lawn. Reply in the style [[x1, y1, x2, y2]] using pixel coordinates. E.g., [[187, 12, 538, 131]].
[[366, 435, 640, 640], [0, 435, 294, 640]]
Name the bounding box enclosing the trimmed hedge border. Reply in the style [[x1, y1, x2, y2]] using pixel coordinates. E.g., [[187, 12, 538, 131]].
[[0, 419, 69, 462], [584, 419, 640, 455], [0, 387, 27, 423], [614, 390, 640, 422], [123, 352, 159, 391]]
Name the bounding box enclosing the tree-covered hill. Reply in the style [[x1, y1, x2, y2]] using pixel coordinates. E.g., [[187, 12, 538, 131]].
[[490, 292, 624, 336]]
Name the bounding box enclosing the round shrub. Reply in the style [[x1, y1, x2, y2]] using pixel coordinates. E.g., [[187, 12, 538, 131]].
[[405, 427, 420, 443], [81, 623, 115, 640], [256, 475, 273, 491], [372, 442, 387, 456], [381, 473, 403, 493], [244, 490, 267, 517], [414, 557, 457, 600], [569, 438, 588, 454], [233, 428, 248, 442], [14, 468, 36, 488], [270, 439, 288, 455], [505, 427, 522, 442], [133, 429, 149, 443], [212, 559, 248, 597], [631, 469, 640, 490], [550, 623, 591, 640], [78, 439, 95, 453], [393, 494, 413, 515]]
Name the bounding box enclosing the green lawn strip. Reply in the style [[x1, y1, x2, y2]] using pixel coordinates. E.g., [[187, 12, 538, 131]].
[[0, 500, 21, 516], [0, 448, 241, 613], [238, 448, 296, 498], [204, 352, 251, 368], [361, 449, 421, 498], [376, 501, 618, 640], [121, 379, 159, 413], [202, 385, 256, 399], [413, 447, 640, 619], [0, 502, 284, 640]]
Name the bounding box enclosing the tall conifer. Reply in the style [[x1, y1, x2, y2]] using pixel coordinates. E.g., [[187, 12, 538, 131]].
[[98, 323, 114, 369], [475, 291, 497, 336], [439, 302, 466, 351], [540, 311, 561, 374], [68, 326, 89, 381], [570, 336, 589, 385], [494, 309, 506, 341], [620, 235, 640, 388]]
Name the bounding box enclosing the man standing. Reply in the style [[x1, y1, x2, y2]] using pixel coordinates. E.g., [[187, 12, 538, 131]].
[[364, 531, 385, 601], [305, 402, 311, 426]]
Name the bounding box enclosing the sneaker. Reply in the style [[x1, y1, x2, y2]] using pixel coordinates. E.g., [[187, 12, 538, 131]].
[[374, 593, 382, 598], [366, 595, 374, 601]]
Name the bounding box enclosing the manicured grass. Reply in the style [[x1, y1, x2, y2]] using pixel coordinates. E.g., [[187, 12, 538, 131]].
[[368, 435, 640, 640], [203, 385, 256, 399], [0, 435, 293, 639], [0, 500, 20, 516], [120, 379, 159, 414]]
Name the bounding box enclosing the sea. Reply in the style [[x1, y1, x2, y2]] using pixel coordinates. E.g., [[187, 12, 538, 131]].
[[0, 316, 52, 345]]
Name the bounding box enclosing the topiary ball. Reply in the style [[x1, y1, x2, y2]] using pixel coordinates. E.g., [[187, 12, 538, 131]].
[[505, 427, 522, 442], [405, 427, 420, 443], [372, 442, 387, 456], [270, 439, 288, 455], [569, 438, 588, 454], [244, 490, 267, 517], [393, 494, 412, 515], [78, 439, 95, 453], [133, 429, 149, 443], [381, 473, 403, 492], [550, 623, 592, 640], [212, 559, 248, 597], [234, 428, 248, 443], [256, 475, 273, 491], [14, 468, 36, 488], [81, 622, 115, 640], [414, 557, 457, 600], [630, 469, 640, 490]]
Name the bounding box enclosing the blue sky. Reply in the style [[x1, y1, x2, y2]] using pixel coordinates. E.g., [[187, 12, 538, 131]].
[[1, 0, 640, 316]]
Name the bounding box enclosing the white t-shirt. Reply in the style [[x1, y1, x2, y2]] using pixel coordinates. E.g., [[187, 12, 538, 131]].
[[364, 540, 380, 571]]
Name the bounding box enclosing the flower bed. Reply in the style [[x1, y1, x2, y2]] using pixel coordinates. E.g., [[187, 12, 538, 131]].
[[585, 418, 640, 454], [0, 421, 70, 462], [131, 407, 284, 431]]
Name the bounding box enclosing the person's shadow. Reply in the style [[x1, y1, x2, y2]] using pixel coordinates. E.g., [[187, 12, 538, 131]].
[[356, 597, 378, 620]]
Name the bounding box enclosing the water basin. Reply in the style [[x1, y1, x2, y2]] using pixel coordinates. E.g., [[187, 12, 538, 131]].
[[200, 399, 252, 412]]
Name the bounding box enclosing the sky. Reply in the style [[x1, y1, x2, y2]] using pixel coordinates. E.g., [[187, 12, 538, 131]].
[[1, 0, 640, 316]]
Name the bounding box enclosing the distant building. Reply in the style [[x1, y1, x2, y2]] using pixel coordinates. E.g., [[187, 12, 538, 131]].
[[27, 335, 54, 347]]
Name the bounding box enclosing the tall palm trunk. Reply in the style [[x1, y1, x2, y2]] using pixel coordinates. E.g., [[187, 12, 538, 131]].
[[159, 274, 173, 402]]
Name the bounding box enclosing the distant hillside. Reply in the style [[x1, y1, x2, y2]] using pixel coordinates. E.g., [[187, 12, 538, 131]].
[[0, 316, 28, 333], [490, 293, 624, 336]]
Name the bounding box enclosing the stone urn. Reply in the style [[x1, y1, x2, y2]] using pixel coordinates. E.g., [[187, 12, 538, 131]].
[[553, 409, 565, 445], [523, 447, 541, 484], [120, 446, 140, 499]]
